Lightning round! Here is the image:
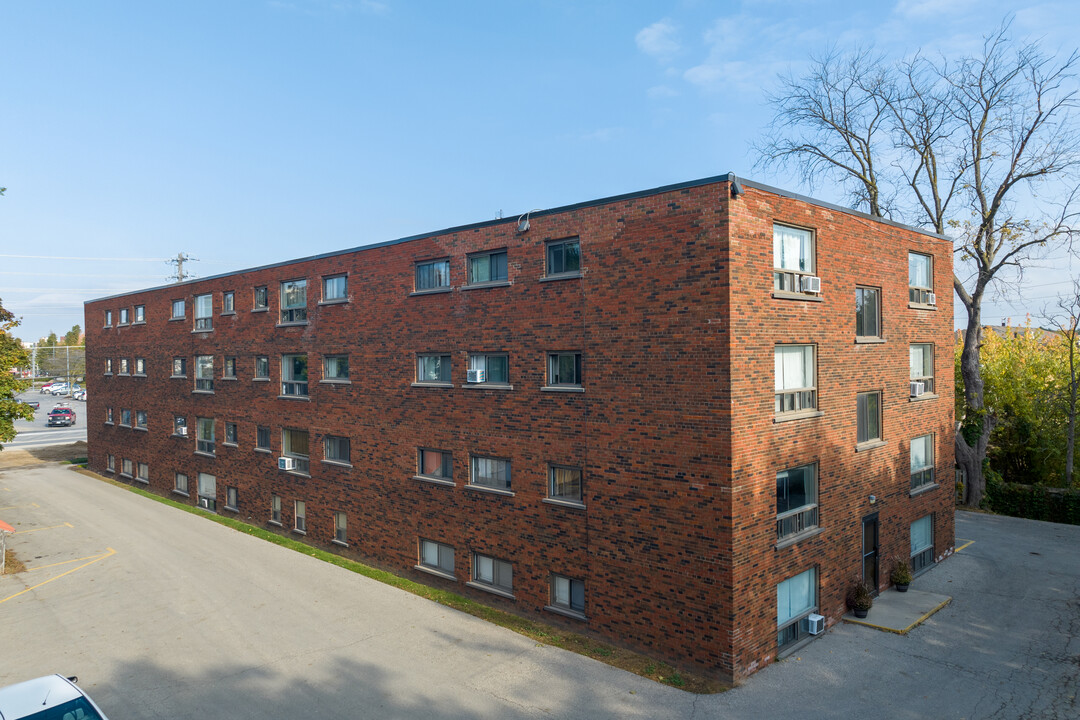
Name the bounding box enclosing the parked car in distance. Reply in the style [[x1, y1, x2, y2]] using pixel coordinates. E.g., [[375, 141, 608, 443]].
[[19, 399, 40, 410], [0, 674, 110, 720], [73, 389, 86, 401], [47, 406, 76, 426], [39, 381, 59, 394]]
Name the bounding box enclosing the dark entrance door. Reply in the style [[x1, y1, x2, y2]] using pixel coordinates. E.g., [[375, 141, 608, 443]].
[[862, 513, 879, 593]]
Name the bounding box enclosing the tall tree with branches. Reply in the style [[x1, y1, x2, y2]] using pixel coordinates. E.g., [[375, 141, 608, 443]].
[[757, 22, 1080, 506], [1, 299, 34, 449]]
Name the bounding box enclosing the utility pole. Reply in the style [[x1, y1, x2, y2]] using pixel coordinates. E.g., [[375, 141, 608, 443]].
[[166, 252, 198, 283]]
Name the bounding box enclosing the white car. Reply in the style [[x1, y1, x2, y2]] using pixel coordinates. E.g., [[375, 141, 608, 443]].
[[0, 674, 110, 719]]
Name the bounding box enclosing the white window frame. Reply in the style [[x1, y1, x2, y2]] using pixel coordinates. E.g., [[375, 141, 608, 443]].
[[911, 515, 934, 573], [294, 500, 306, 533], [774, 344, 816, 414], [910, 344, 935, 394], [334, 511, 347, 544], [777, 567, 818, 650], [773, 224, 815, 293], [280, 279, 308, 324], [194, 293, 213, 331], [222, 291, 235, 314], [171, 299, 185, 319], [776, 463, 818, 541], [196, 417, 215, 455], [908, 252, 934, 304], [195, 355, 214, 392], [910, 434, 935, 490]]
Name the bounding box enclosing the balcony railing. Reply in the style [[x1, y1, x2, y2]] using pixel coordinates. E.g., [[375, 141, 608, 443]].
[[194, 317, 213, 331], [910, 468, 935, 490], [777, 505, 818, 540], [281, 381, 308, 397], [195, 378, 214, 392], [196, 439, 215, 455], [280, 308, 307, 324]]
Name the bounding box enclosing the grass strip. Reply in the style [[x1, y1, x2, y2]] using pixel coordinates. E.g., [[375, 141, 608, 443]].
[[74, 467, 727, 693]]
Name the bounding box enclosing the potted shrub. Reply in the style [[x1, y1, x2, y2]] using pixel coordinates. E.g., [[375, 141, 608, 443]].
[[846, 580, 874, 618], [891, 558, 913, 592]]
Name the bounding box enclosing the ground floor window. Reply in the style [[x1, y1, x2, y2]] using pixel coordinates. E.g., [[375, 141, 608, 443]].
[[472, 553, 513, 595], [911, 515, 934, 574], [334, 512, 347, 544], [174, 472, 188, 494], [197, 472, 216, 511], [419, 539, 455, 575], [777, 567, 817, 650], [549, 574, 585, 617]]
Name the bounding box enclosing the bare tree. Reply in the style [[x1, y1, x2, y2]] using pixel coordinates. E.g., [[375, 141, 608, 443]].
[[757, 22, 1080, 506], [1044, 280, 1080, 484]]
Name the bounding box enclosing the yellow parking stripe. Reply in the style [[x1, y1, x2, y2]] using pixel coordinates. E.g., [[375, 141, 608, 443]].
[[14, 522, 74, 534], [24, 551, 114, 572], [0, 502, 40, 511], [0, 548, 116, 605], [955, 539, 975, 552]]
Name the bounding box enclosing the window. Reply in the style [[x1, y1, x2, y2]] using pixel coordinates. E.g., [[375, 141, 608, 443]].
[[334, 512, 347, 544], [282, 428, 310, 474], [294, 500, 306, 532], [174, 472, 188, 494], [121, 458, 133, 477], [104, 310, 112, 327], [547, 352, 582, 387], [910, 434, 935, 490], [467, 353, 508, 384], [172, 357, 187, 377], [855, 286, 881, 338], [550, 574, 585, 615], [120, 408, 131, 426], [253, 286, 268, 310], [910, 344, 935, 394], [255, 356, 270, 379], [271, 495, 281, 524], [548, 466, 582, 504], [773, 224, 815, 292], [224, 357, 237, 379], [323, 355, 349, 381], [417, 449, 453, 481], [281, 354, 308, 396], [197, 472, 216, 511], [105, 358, 112, 374], [195, 355, 214, 391], [194, 293, 213, 331], [105, 407, 113, 424], [472, 553, 513, 594], [777, 568, 818, 650], [196, 418, 215, 455], [222, 291, 234, 314], [419, 539, 455, 575], [415, 259, 450, 291], [135, 357, 146, 375], [225, 422, 238, 445], [256, 426, 271, 451], [546, 237, 581, 277], [136, 462, 149, 482], [911, 515, 934, 573], [323, 275, 347, 302], [856, 392, 881, 444], [324, 435, 350, 464], [470, 456, 511, 491], [775, 345, 816, 414], [135, 410, 148, 429], [119, 358, 129, 375], [776, 464, 818, 541], [106, 454, 115, 472], [467, 249, 508, 284], [134, 305, 145, 323], [909, 252, 934, 304], [226, 486, 238, 511], [119, 308, 130, 325], [171, 299, 185, 319], [174, 416, 187, 436], [417, 354, 451, 383], [280, 279, 307, 323]]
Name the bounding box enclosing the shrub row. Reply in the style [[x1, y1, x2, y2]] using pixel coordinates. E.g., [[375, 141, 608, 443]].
[[986, 482, 1080, 525]]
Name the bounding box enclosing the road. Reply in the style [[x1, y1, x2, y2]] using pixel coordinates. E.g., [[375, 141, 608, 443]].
[[8, 391, 86, 450], [0, 464, 1077, 719]]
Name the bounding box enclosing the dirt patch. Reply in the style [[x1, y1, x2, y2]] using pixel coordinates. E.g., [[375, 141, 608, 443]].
[[2, 548, 26, 574], [0, 441, 88, 470]]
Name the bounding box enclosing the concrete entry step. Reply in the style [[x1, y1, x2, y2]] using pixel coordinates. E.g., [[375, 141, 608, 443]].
[[843, 587, 952, 634]]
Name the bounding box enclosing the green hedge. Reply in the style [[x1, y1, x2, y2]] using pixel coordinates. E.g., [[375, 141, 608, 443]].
[[987, 482, 1080, 525]]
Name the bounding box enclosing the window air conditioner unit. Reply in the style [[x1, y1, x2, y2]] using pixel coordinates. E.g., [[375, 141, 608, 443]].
[[927, 293, 937, 306], [807, 613, 825, 635], [177, 427, 187, 436], [278, 457, 296, 471], [801, 275, 822, 293], [467, 368, 486, 383], [910, 381, 926, 397], [197, 497, 210, 509]]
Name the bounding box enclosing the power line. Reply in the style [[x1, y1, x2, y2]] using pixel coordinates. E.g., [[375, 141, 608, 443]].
[[166, 252, 198, 282], [0, 254, 168, 261], [0, 271, 164, 278]]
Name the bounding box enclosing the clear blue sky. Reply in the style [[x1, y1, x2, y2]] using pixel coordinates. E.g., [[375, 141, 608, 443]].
[[2, 0, 1077, 342]]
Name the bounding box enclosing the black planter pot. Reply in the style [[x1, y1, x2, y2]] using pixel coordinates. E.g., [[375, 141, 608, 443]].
[[896, 583, 910, 593], [853, 607, 869, 618]]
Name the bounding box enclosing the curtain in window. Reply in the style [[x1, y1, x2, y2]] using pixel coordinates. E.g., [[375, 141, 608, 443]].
[[197, 472, 216, 497], [282, 281, 307, 308], [775, 346, 813, 391], [909, 254, 931, 287], [284, 429, 309, 457], [910, 345, 932, 378], [774, 226, 812, 272], [551, 467, 582, 498], [911, 516, 933, 555], [197, 419, 214, 442], [911, 435, 932, 471], [777, 568, 816, 626]]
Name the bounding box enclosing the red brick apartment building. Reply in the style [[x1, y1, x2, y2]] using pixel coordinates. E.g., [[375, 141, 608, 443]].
[[84, 174, 954, 680]]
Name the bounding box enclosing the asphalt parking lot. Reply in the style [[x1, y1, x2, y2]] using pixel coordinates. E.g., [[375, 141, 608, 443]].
[[1, 464, 1077, 719]]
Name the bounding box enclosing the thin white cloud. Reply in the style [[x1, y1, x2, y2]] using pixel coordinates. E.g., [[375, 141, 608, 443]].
[[893, 0, 978, 19], [647, 85, 679, 99], [636, 19, 681, 62]]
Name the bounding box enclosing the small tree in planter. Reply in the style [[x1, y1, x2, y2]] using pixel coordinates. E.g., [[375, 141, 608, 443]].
[[846, 580, 874, 618], [890, 557, 913, 592]]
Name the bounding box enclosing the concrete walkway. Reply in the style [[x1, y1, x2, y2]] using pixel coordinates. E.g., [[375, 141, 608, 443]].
[[843, 586, 952, 634]]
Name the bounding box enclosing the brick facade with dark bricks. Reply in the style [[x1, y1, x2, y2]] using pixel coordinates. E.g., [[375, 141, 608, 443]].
[[84, 175, 954, 681]]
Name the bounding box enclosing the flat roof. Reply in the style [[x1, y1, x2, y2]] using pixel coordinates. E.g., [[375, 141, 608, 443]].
[[86, 173, 950, 304]]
